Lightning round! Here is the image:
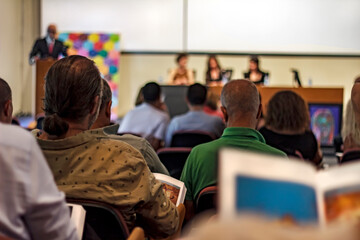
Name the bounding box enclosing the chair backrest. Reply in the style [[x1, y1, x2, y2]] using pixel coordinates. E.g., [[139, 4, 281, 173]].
[[341, 150, 360, 164], [157, 147, 192, 179], [66, 198, 130, 240], [170, 130, 215, 148], [195, 186, 218, 214]]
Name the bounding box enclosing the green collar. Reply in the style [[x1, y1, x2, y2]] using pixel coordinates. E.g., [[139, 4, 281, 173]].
[[221, 127, 266, 143]]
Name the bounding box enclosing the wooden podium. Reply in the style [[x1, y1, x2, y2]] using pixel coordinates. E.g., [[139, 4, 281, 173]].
[[34, 59, 57, 115]]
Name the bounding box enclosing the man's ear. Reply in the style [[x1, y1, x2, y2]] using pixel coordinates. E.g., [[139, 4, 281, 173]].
[[1, 100, 13, 124], [220, 106, 228, 123], [256, 103, 262, 120], [90, 96, 100, 115], [4, 100, 13, 118], [105, 100, 112, 118]]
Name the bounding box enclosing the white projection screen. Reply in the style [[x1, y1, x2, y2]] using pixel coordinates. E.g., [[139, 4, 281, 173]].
[[41, 0, 184, 52], [42, 0, 360, 55], [188, 0, 360, 55]]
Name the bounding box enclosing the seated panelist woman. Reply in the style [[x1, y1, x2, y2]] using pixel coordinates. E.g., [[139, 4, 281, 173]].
[[244, 55, 267, 85], [168, 53, 195, 85], [205, 55, 223, 86]]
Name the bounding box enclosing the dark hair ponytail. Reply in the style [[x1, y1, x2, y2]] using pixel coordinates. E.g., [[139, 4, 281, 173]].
[[42, 55, 102, 136], [43, 113, 69, 137]]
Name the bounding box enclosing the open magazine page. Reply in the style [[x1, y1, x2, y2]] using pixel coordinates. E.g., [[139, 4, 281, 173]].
[[153, 173, 187, 206], [219, 148, 320, 225], [316, 162, 360, 225]]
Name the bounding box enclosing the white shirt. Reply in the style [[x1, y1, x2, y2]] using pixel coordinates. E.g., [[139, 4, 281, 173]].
[[118, 103, 170, 141], [0, 123, 78, 240]]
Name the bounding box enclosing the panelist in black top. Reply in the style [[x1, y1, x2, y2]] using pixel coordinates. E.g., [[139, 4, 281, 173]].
[[243, 55, 267, 85], [205, 55, 222, 84]]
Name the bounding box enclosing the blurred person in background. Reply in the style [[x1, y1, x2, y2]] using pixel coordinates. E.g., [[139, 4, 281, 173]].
[[259, 91, 322, 165]]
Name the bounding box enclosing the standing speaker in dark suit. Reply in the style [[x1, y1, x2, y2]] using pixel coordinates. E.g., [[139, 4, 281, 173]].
[[29, 24, 68, 64]]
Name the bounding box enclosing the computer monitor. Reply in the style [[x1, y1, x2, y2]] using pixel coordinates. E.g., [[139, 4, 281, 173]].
[[160, 85, 189, 119], [308, 103, 343, 147]]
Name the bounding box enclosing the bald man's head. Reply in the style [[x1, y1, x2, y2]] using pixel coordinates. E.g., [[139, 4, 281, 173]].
[[0, 78, 13, 123], [220, 79, 260, 127], [351, 78, 360, 124], [47, 24, 57, 40]]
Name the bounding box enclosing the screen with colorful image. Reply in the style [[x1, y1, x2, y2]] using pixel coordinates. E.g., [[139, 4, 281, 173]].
[[308, 104, 342, 147], [236, 175, 318, 224], [58, 32, 120, 120]]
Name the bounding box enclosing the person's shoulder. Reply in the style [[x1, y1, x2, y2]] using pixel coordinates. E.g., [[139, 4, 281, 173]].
[[0, 124, 35, 153], [55, 39, 64, 44], [258, 126, 272, 136], [205, 112, 223, 123], [190, 138, 220, 155], [170, 112, 187, 123], [259, 141, 288, 157], [152, 107, 170, 121], [97, 136, 147, 163], [117, 133, 147, 148]]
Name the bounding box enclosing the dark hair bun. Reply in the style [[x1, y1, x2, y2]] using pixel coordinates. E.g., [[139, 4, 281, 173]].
[[43, 113, 69, 137]]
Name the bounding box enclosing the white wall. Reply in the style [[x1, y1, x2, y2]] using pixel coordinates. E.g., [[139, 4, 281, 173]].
[[0, 0, 39, 114], [1, 0, 359, 119]]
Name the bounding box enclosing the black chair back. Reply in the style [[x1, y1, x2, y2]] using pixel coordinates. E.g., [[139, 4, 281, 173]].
[[170, 131, 215, 148], [67, 198, 129, 240], [157, 147, 192, 179], [195, 186, 218, 214]]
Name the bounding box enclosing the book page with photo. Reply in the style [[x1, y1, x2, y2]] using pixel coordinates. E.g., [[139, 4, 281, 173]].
[[219, 148, 360, 227], [219, 149, 319, 225], [316, 164, 360, 225], [153, 173, 187, 206]]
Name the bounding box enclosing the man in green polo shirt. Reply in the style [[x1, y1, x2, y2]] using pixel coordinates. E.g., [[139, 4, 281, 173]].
[[180, 79, 287, 220]]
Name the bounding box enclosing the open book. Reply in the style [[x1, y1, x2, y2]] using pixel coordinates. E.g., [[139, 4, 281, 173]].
[[219, 148, 360, 227], [154, 173, 187, 206]]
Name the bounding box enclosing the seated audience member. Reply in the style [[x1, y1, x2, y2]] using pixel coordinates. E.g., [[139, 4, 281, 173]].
[[34, 56, 178, 238], [351, 76, 360, 124], [341, 100, 360, 163], [0, 78, 13, 124], [203, 92, 224, 120], [165, 83, 225, 147], [119, 82, 170, 150], [134, 87, 144, 106], [180, 79, 286, 220], [90, 79, 169, 175], [0, 123, 77, 240], [259, 91, 322, 165], [341, 79, 360, 163], [167, 53, 195, 85]]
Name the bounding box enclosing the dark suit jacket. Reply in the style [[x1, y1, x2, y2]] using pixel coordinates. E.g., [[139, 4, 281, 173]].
[[29, 38, 67, 61]]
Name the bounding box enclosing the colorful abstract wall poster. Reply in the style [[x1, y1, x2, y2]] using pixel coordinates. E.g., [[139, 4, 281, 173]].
[[58, 32, 120, 120]]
